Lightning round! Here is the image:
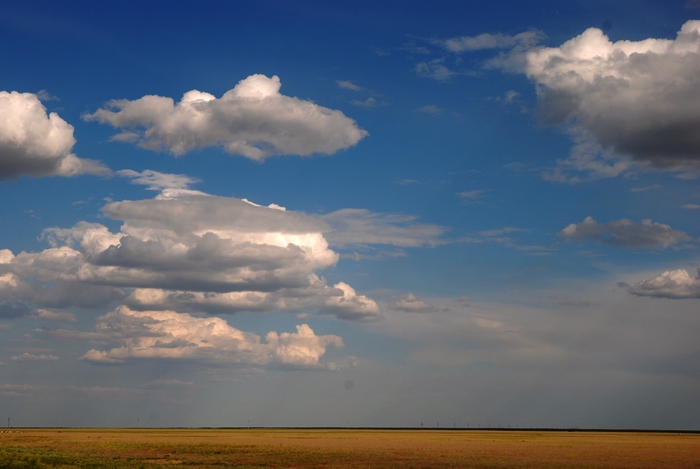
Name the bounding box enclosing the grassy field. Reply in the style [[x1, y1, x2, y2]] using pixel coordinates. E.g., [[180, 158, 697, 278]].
[[1, 428, 699, 468]]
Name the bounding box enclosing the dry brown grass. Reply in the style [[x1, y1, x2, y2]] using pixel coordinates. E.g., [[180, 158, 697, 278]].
[[1, 428, 699, 468]]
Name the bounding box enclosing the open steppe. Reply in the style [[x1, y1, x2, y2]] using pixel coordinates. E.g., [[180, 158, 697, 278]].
[[1, 428, 699, 468]]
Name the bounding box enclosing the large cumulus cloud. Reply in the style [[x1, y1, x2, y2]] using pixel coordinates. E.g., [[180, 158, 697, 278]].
[[79, 306, 343, 368], [0, 189, 382, 322], [0, 91, 108, 180], [84, 74, 368, 161], [522, 20, 700, 178]]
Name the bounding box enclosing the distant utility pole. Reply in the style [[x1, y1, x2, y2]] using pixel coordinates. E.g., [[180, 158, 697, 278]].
[[420, 421, 424, 428], [137, 418, 139, 428], [7, 417, 9, 428]]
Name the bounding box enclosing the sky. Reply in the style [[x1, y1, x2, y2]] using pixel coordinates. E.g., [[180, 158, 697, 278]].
[[1, 0, 699, 429]]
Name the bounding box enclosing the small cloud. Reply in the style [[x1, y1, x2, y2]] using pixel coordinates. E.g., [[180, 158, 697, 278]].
[[682, 204, 700, 210], [487, 90, 520, 104], [503, 162, 529, 172], [441, 30, 544, 53], [627, 269, 700, 299], [394, 293, 434, 312], [418, 104, 443, 114], [322, 208, 448, 248], [143, 379, 195, 389], [30, 309, 76, 322], [35, 90, 59, 101], [560, 217, 692, 249], [336, 80, 364, 92], [480, 227, 527, 237], [415, 60, 457, 81], [630, 184, 661, 193], [352, 97, 381, 108], [456, 190, 488, 204], [10, 353, 59, 362], [117, 169, 201, 191], [395, 179, 420, 185]]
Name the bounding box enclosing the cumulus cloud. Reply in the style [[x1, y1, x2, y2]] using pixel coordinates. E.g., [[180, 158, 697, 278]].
[[0, 91, 109, 180], [123, 274, 381, 322], [519, 21, 700, 178], [627, 269, 700, 299], [322, 208, 447, 248], [0, 190, 384, 322], [80, 306, 343, 368], [319, 282, 381, 322], [393, 293, 434, 312], [560, 217, 692, 249], [84, 74, 368, 161]]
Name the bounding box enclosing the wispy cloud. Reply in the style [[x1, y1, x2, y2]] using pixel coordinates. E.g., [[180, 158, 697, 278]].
[[418, 104, 443, 114], [456, 189, 488, 204], [117, 169, 201, 191], [336, 80, 364, 92], [440, 30, 544, 53]]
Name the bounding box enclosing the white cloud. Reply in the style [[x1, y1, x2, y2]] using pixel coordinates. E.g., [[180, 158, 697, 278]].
[[627, 269, 700, 299], [0, 91, 109, 180], [442, 31, 543, 52], [336, 80, 364, 92], [560, 217, 692, 249], [10, 352, 59, 362], [683, 204, 700, 210], [322, 208, 447, 248], [418, 105, 442, 114], [0, 190, 385, 322], [352, 97, 380, 108], [394, 293, 433, 312], [519, 21, 700, 176], [84, 74, 368, 161], [123, 274, 382, 322], [117, 169, 200, 191], [319, 282, 381, 322], [80, 306, 343, 369]]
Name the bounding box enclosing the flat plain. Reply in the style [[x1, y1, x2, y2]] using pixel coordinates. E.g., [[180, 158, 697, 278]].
[[1, 428, 699, 468]]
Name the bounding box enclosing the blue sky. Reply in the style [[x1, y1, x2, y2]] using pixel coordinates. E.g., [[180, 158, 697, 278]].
[[1, 0, 699, 429]]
